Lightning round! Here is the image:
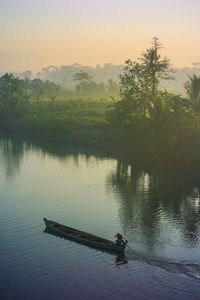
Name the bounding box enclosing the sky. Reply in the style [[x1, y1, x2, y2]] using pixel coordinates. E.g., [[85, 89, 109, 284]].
[[0, 0, 200, 72]]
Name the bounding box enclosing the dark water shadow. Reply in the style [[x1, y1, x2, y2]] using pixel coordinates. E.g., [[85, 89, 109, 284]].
[[107, 160, 200, 251]]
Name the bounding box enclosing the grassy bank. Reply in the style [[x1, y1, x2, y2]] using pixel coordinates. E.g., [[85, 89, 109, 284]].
[[1, 97, 200, 173], [0, 98, 112, 146]]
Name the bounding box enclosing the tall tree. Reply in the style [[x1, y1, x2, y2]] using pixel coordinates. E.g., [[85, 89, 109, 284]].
[[120, 37, 173, 115], [140, 37, 173, 97]]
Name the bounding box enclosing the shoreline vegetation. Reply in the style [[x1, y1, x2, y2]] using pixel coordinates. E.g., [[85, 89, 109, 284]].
[[1, 38, 200, 173]]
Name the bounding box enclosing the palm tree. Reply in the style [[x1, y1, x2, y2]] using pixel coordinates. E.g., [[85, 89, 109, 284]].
[[184, 74, 200, 129], [184, 74, 200, 100]]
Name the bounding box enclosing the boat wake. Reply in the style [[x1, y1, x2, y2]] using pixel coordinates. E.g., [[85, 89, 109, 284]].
[[148, 260, 200, 280], [125, 249, 200, 280]]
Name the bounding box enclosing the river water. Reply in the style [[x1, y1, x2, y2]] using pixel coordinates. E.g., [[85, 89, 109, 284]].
[[1, 137, 200, 299]]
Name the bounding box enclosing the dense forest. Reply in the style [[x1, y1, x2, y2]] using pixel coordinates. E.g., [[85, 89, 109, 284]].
[[1, 37, 200, 170]]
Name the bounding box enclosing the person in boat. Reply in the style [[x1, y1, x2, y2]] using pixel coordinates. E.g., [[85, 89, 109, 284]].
[[115, 233, 127, 246]]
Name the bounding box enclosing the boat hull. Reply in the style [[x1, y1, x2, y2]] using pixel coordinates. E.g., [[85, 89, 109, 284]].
[[43, 218, 126, 254]]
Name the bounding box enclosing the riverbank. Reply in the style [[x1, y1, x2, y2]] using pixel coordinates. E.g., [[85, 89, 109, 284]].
[[1, 98, 200, 174]]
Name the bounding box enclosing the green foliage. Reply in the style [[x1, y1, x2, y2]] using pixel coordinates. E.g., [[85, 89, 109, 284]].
[[30, 78, 46, 101], [184, 74, 200, 120], [0, 73, 30, 114], [119, 37, 173, 118], [140, 37, 173, 96], [107, 38, 200, 163], [21, 99, 109, 145], [106, 79, 120, 97], [45, 80, 61, 103], [75, 80, 106, 96]]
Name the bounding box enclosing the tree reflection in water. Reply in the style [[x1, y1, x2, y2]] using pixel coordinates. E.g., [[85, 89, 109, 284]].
[[107, 160, 200, 252], [0, 137, 24, 178]]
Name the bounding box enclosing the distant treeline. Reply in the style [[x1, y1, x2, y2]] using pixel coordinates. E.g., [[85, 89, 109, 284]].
[[14, 61, 200, 95], [0, 73, 120, 101], [1, 37, 200, 170], [16, 63, 124, 87]]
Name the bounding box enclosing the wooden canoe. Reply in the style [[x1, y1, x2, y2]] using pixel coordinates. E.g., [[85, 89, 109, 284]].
[[43, 218, 127, 254]]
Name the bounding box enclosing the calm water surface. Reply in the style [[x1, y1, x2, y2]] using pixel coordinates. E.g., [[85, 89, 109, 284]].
[[1, 138, 200, 299]]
